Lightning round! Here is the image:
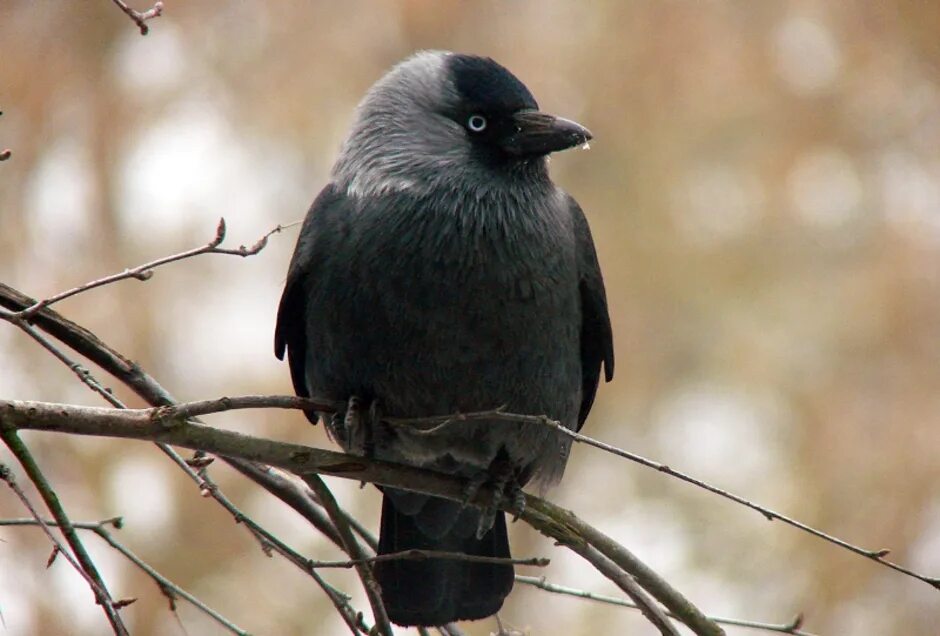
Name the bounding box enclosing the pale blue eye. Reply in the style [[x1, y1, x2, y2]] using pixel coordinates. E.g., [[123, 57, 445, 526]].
[[467, 114, 487, 132]]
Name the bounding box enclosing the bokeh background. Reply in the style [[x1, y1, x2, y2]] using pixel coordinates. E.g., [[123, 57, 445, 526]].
[[1, 1, 939, 634]]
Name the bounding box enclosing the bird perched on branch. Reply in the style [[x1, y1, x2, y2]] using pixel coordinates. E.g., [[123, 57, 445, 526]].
[[275, 51, 613, 627]]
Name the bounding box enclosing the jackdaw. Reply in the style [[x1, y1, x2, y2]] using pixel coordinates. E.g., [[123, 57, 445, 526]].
[[275, 50, 613, 627]]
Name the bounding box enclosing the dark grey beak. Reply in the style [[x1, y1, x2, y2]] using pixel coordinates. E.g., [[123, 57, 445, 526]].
[[500, 111, 592, 157]]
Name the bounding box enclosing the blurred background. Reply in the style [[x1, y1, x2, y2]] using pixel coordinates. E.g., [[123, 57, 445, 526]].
[[1, 1, 939, 634]]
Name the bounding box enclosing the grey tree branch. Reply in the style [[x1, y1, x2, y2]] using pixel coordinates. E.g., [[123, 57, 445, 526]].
[[1, 432, 130, 635], [0, 259, 845, 634], [0, 467, 117, 612], [224, 460, 345, 550], [527, 416, 940, 592], [0, 398, 723, 636], [305, 474, 394, 636], [0, 280, 373, 634], [16, 321, 123, 407], [0, 218, 297, 321], [109, 0, 164, 35], [568, 543, 680, 635], [191, 463, 370, 634], [386, 406, 940, 592], [0, 517, 250, 636], [522, 495, 719, 635], [312, 549, 549, 569], [515, 576, 818, 636]]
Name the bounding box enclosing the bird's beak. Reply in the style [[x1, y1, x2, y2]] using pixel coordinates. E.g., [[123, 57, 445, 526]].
[[500, 111, 592, 157]]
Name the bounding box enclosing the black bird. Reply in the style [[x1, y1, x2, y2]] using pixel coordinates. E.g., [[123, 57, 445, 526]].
[[275, 51, 613, 627]]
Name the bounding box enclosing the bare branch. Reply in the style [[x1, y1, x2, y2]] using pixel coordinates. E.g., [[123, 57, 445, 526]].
[[16, 321, 123, 407], [0, 283, 370, 632], [0, 517, 250, 636], [1, 218, 298, 321], [226, 461, 345, 549], [0, 282, 373, 632], [388, 407, 940, 593], [305, 474, 393, 636], [0, 435, 130, 635], [515, 577, 818, 635], [523, 416, 940, 592], [569, 543, 681, 635], [0, 281, 863, 633], [152, 394, 344, 423], [0, 468, 107, 595], [110, 0, 163, 35], [311, 548, 549, 569], [0, 398, 726, 636]]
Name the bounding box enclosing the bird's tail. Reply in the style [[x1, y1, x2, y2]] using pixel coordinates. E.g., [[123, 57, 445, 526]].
[[374, 490, 514, 626]]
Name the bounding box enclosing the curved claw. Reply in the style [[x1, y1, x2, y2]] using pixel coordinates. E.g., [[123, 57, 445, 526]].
[[509, 485, 527, 522]]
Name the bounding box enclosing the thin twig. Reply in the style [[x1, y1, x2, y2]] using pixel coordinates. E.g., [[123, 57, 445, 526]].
[[526, 497, 722, 635], [0, 434, 130, 635], [568, 543, 681, 635], [226, 461, 345, 549], [0, 301, 359, 632], [10, 381, 928, 596], [308, 568, 366, 636], [0, 276, 844, 633], [2, 218, 298, 321], [515, 576, 818, 636], [0, 398, 729, 636], [305, 475, 393, 636], [17, 322, 123, 406], [152, 394, 343, 423], [0, 280, 372, 633], [191, 467, 370, 635], [0, 467, 108, 598], [310, 548, 549, 569], [24, 321, 331, 571], [525, 416, 940, 592], [383, 406, 543, 433], [388, 407, 940, 592], [0, 518, 251, 636], [109, 0, 164, 35]]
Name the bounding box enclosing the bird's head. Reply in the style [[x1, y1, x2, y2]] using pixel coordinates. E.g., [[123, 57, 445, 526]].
[[333, 51, 592, 198]]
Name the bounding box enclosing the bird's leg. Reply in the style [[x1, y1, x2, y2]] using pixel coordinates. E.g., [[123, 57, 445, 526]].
[[505, 480, 526, 522], [473, 457, 526, 539], [344, 395, 362, 451], [461, 473, 486, 509], [476, 494, 502, 539]]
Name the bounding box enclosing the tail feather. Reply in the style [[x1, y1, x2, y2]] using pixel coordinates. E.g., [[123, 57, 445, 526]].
[[374, 492, 514, 626]]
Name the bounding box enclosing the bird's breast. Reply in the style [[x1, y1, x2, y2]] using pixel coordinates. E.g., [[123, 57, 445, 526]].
[[305, 186, 582, 471]]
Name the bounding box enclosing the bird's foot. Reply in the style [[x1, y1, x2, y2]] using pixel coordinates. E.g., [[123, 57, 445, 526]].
[[343, 395, 362, 435], [476, 491, 503, 539], [473, 472, 525, 539], [461, 472, 486, 510], [338, 396, 383, 459], [508, 482, 527, 522]]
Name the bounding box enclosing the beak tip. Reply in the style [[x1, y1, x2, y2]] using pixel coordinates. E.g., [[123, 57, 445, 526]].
[[557, 117, 592, 149], [503, 112, 595, 156]]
